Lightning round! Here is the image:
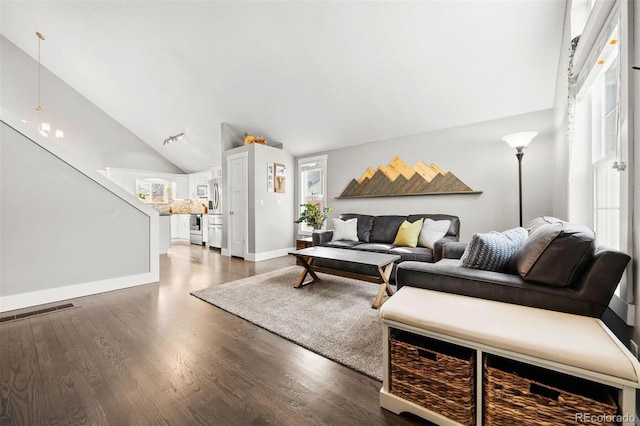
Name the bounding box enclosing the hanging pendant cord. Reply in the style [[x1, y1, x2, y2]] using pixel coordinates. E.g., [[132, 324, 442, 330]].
[[35, 32, 45, 124]]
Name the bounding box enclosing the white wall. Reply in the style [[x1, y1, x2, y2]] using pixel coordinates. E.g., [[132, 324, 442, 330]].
[[222, 143, 295, 260], [252, 143, 294, 256], [0, 119, 159, 311], [305, 109, 555, 242], [0, 36, 182, 174]]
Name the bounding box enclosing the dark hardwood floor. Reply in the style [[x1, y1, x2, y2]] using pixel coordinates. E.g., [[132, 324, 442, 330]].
[[0, 243, 428, 425]]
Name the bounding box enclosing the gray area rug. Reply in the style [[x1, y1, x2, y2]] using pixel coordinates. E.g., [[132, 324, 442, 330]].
[[191, 266, 386, 380]]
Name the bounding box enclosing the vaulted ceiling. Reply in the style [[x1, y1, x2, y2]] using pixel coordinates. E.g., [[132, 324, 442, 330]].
[[1, 1, 565, 173]]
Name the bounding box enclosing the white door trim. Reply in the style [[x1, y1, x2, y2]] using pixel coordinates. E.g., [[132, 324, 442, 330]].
[[226, 151, 248, 259]]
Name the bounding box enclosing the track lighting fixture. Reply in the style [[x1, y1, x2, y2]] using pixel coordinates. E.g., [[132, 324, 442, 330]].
[[163, 132, 184, 145]]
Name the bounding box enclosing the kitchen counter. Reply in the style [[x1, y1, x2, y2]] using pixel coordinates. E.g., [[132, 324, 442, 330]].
[[158, 212, 205, 216], [151, 199, 209, 215]]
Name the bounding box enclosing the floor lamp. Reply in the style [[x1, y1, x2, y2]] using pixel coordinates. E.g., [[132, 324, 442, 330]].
[[502, 131, 538, 227]]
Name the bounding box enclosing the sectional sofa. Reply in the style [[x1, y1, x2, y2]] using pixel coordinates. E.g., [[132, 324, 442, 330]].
[[311, 213, 460, 279], [396, 216, 631, 317]]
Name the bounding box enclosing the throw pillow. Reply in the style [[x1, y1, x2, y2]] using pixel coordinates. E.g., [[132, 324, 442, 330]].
[[418, 219, 452, 249], [460, 227, 528, 272], [514, 218, 596, 287], [331, 218, 359, 241], [393, 218, 424, 248]]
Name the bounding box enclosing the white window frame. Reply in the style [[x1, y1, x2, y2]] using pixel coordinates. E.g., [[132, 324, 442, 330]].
[[570, 0, 634, 324], [297, 155, 328, 235]]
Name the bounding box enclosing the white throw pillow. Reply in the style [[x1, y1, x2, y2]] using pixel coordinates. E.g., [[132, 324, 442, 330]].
[[418, 219, 451, 249], [331, 218, 359, 241]]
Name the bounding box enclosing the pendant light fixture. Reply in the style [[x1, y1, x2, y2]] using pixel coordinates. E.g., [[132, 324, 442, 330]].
[[35, 31, 63, 141]]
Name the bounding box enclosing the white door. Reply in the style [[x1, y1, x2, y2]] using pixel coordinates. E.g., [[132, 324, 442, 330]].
[[228, 155, 247, 258]]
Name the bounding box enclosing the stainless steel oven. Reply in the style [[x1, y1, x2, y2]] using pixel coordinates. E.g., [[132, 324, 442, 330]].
[[189, 214, 203, 245]]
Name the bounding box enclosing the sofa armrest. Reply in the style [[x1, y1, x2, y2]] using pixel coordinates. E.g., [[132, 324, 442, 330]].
[[312, 230, 333, 246], [433, 235, 460, 262], [442, 242, 468, 260]]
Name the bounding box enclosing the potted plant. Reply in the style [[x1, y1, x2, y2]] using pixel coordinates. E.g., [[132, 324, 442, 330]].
[[294, 203, 333, 230]]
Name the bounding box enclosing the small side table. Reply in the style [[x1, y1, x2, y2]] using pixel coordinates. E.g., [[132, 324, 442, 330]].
[[295, 237, 313, 265]]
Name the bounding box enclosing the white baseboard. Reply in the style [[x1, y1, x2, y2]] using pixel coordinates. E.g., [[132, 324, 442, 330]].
[[245, 247, 294, 262], [0, 272, 159, 313], [221, 248, 230, 257]]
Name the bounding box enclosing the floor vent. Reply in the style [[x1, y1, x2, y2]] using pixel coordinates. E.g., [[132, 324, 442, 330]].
[[0, 303, 75, 324]]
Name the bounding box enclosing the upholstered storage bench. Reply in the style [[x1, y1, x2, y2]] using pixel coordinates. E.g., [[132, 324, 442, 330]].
[[379, 287, 640, 426]]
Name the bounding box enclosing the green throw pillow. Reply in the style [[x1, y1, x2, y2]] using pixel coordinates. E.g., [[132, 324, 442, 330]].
[[393, 218, 424, 248]]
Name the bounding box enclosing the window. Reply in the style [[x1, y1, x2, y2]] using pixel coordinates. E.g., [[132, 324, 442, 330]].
[[136, 179, 168, 203], [591, 32, 620, 252], [570, 3, 633, 324], [297, 155, 327, 234]]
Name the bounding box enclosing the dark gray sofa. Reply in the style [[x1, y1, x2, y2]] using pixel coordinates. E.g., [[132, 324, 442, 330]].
[[396, 216, 631, 318], [312, 213, 460, 279]]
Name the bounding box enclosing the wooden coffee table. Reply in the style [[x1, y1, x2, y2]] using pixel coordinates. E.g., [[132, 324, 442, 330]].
[[289, 246, 401, 309]]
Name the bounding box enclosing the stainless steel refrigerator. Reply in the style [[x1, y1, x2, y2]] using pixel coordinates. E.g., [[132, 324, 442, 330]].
[[208, 178, 223, 249]]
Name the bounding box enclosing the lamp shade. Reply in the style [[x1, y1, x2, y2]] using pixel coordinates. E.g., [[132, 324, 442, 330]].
[[502, 131, 538, 149]]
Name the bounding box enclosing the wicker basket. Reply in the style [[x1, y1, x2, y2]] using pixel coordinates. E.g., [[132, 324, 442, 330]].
[[484, 355, 619, 426], [389, 329, 475, 425]]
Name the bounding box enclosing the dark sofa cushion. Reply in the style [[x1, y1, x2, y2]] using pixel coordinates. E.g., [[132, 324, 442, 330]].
[[514, 217, 596, 287], [396, 260, 606, 317], [339, 214, 375, 243], [352, 243, 396, 254], [389, 246, 434, 263], [322, 240, 362, 249], [370, 215, 407, 243]]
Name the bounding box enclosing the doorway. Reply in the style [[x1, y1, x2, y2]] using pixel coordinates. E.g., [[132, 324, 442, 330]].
[[227, 153, 247, 258]]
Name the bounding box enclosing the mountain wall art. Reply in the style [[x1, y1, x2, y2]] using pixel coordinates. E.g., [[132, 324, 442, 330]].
[[338, 156, 482, 198]]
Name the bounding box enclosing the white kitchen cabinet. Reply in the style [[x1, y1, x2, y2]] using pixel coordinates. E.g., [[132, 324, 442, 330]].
[[174, 175, 189, 199], [170, 214, 178, 239], [188, 174, 196, 199], [202, 214, 208, 244], [159, 215, 171, 254], [188, 170, 211, 199], [171, 214, 190, 242], [178, 214, 190, 241]]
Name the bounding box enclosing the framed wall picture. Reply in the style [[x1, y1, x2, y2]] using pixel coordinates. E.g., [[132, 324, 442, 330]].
[[267, 163, 274, 192], [274, 163, 285, 193]]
